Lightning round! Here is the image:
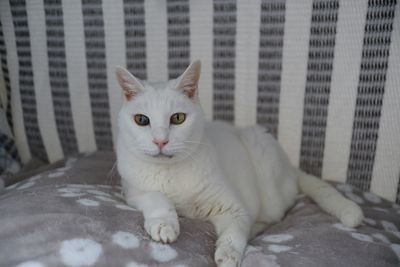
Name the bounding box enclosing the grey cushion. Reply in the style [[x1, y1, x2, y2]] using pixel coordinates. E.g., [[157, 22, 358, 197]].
[[1, 152, 399, 267]]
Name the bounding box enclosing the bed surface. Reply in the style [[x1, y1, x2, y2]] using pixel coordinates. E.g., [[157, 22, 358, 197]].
[[1, 152, 399, 267]]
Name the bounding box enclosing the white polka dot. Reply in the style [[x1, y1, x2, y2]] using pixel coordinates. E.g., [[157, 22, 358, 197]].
[[336, 184, 353, 193], [60, 238, 102, 267], [262, 234, 293, 243], [126, 262, 148, 267], [372, 207, 388, 213], [86, 190, 111, 197], [267, 244, 292, 253], [391, 244, 400, 259], [362, 217, 376, 225], [61, 193, 85, 198], [345, 192, 364, 204], [381, 220, 398, 232], [149, 242, 178, 262], [7, 181, 21, 189], [17, 181, 35, 190], [115, 204, 136, 211], [94, 195, 117, 203], [350, 233, 373, 242], [372, 233, 390, 244], [48, 172, 64, 178], [333, 223, 355, 232], [245, 245, 262, 254], [16, 261, 44, 267], [112, 231, 140, 249], [363, 192, 381, 204], [76, 199, 99, 207]]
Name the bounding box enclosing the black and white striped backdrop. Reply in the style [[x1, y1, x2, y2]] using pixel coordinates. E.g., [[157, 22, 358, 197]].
[[0, 0, 399, 202]]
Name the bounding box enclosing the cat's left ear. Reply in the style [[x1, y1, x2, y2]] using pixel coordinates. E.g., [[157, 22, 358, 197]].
[[116, 66, 145, 101], [176, 60, 201, 99]]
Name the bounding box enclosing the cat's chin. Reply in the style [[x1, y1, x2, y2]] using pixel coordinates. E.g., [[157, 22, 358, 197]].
[[152, 153, 174, 159], [141, 152, 178, 163], [141, 152, 191, 164]]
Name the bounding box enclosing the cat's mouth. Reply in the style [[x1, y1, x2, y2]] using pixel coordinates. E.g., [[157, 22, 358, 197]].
[[152, 153, 174, 159]]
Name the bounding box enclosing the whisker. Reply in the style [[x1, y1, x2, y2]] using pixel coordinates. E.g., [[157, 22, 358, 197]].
[[183, 140, 211, 148]]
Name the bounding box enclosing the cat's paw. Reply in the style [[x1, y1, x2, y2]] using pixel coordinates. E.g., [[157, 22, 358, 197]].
[[144, 216, 180, 243], [340, 201, 364, 228], [215, 244, 241, 267]]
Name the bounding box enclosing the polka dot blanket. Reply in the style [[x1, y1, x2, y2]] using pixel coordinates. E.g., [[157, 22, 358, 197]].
[[0, 152, 399, 267]]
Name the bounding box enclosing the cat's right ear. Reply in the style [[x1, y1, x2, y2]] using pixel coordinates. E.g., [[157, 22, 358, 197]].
[[116, 66, 144, 101]]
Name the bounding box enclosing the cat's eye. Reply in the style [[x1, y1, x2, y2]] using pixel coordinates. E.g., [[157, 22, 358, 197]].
[[170, 113, 186, 125], [134, 114, 150, 126]]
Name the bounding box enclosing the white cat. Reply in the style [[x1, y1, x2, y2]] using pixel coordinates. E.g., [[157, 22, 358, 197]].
[[116, 61, 363, 267]]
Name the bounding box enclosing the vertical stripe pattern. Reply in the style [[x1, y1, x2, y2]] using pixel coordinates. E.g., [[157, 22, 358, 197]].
[[213, 0, 237, 121], [44, 0, 78, 155], [256, 0, 286, 136], [322, 0, 368, 182], [370, 0, 400, 201], [144, 1, 168, 81], [278, 0, 313, 167], [124, 0, 147, 79], [347, 0, 397, 191], [167, 0, 190, 79], [0, 20, 13, 132], [9, 0, 47, 162], [397, 174, 400, 203], [233, 0, 261, 127], [189, 0, 213, 120], [299, 0, 339, 177], [82, 0, 113, 150]]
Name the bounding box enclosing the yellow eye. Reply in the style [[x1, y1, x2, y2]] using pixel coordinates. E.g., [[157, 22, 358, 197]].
[[134, 114, 150, 126], [170, 113, 186, 125]]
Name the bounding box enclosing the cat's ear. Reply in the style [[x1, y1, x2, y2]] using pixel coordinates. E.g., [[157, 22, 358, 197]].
[[176, 60, 201, 99], [116, 66, 144, 101]]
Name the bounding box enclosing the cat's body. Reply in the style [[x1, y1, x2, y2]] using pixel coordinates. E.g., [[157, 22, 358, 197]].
[[116, 61, 363, 267]]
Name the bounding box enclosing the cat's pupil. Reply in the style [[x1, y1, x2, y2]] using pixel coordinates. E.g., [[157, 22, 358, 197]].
[[170, 112, 186, 125], [134, 114, 150, 126]]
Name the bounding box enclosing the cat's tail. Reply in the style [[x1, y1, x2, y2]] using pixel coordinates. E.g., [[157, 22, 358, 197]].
[[239, 124, 363, 228], [297, 169, 363, 227]]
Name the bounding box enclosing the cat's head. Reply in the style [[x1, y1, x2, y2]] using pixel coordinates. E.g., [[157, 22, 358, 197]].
[[116, 61, 205, 163]]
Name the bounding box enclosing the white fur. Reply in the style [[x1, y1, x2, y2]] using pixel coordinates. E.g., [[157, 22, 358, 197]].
[[116, 61, 363, 267]]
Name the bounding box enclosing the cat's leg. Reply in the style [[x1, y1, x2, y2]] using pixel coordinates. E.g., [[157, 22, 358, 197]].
[[125, 190, 180, 243], [298, 170, 363, 227], [210, 213, 251, 267]]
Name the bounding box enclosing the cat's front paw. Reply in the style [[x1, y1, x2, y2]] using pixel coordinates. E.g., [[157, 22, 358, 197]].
[[215, 244, 241, 267], [340, 201, 364, 228], [144, 216, 180, 243]]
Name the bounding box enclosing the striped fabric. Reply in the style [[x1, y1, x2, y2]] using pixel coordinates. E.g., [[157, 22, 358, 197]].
[[0, 0, 399, 202]]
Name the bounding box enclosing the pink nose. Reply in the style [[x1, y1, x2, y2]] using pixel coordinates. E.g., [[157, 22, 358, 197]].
[[153, 139, 169, 149]]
